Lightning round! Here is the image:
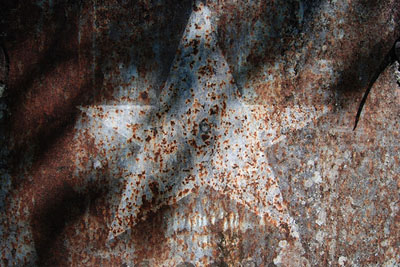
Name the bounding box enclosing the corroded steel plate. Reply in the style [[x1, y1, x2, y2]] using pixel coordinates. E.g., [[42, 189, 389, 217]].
[[1, 0, 399, 266]]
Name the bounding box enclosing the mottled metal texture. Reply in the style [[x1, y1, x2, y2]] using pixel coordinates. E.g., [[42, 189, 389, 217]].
[[1, 0, 399, 266]]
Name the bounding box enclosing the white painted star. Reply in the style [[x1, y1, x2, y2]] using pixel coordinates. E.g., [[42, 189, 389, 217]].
[[77, 1, 328, 243]]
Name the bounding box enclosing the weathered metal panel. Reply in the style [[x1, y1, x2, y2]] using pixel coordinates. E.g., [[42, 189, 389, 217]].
[[1, 0, 399, 266]]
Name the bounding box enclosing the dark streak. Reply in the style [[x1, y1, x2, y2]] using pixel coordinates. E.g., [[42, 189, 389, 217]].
[[0, 42, 10, 85], [353, 39, 398, 130]]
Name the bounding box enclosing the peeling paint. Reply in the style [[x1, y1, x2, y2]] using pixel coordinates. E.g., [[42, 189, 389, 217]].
[[1, 0, 400, 266]]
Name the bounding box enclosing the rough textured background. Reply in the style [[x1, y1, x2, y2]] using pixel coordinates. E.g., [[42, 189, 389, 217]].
[[1, 0, 399, 266]]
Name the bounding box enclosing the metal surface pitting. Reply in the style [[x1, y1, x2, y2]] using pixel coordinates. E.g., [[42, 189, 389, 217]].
[[1, 0, 399, 266]]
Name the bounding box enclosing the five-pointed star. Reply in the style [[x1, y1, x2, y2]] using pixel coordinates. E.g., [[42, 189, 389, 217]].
[[78, 1, 328, 242]]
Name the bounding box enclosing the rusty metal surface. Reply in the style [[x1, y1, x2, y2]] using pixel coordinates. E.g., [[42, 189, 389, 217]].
[[1, 0, 400, 266]]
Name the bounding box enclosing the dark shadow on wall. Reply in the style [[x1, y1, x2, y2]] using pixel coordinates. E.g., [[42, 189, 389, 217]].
[[31, 183, 108, 265], [1, 0, 194, 265], [1, 0, 399, 265], [215, 0, 399, 128], [214, 0, 324, 95]]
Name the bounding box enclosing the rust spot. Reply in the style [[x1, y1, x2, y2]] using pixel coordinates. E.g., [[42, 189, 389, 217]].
[[201, 134, 210, 141], [140, 91, 148, 100]]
